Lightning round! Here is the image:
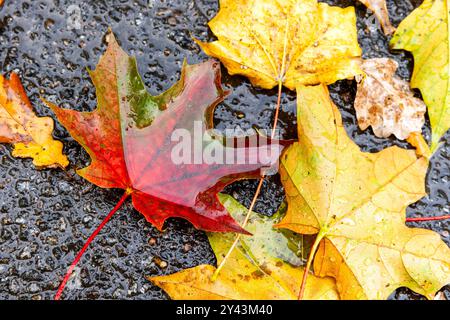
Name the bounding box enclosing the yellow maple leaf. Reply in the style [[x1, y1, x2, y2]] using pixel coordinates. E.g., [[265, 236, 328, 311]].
[[358, 0, 395, 35], [195, 0, 362, 90], [149, 194, 339, 300], [276, 84, 450, 300], [391, 0, 450, 152], [0, 73, 68, 168]]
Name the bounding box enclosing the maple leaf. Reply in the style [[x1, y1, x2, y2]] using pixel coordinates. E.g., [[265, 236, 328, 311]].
[[355, 58, 426, 140], [46, 32, 285, 234], [149, 194, 339, 300], [391, 0, 450, 152], [276, 84, 450, 300], [0, 73, 68, 169], [195, 0, 362, 90], [358, 0, 395, 35]]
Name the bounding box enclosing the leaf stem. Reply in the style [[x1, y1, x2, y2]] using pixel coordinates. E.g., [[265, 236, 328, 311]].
[[54, 190, 131, 300], [271, 80, 283, 139], [212, 79, 284, 281], [298, 231, 325, 300], [211, 178, 264, 280], [406, 215, 450, 222], [212, 16, 289, 281]]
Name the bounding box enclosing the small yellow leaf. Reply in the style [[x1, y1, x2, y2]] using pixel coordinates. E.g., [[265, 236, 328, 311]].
[[149, 194, 339, 300], [355, 58, 426, 140], [195, 0, 362, 90], [407, 132, 432, 160], [358, 0, 395, 35], [277, 84, 450, 300], [0, 73, 68, 169], [391, 0, 450, 152]]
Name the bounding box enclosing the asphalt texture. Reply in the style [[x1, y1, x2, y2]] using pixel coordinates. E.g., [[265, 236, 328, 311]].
[[0, 0, 448, 300]]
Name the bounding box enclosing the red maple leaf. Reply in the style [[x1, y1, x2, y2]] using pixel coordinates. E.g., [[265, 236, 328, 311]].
[[47, 32, 286, 299]]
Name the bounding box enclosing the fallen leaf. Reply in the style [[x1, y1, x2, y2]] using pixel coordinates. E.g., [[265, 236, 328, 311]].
[[355, 58, 426, 140], [407, 132, 432, 160], [358, 0, 395, 35], [0, 73, 68, 168], [391, 0, 450, 152], [149, 194, 339, 300], [276, 84, 450, 299], [46, 32, 285, 233], [195, 0, 362, 90]]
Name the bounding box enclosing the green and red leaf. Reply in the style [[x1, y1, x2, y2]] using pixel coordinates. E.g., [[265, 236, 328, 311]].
[[47, 31, 285, 233]]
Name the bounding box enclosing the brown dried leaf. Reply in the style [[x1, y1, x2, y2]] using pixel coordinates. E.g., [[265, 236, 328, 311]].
[[355, 58, 426, 140]]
